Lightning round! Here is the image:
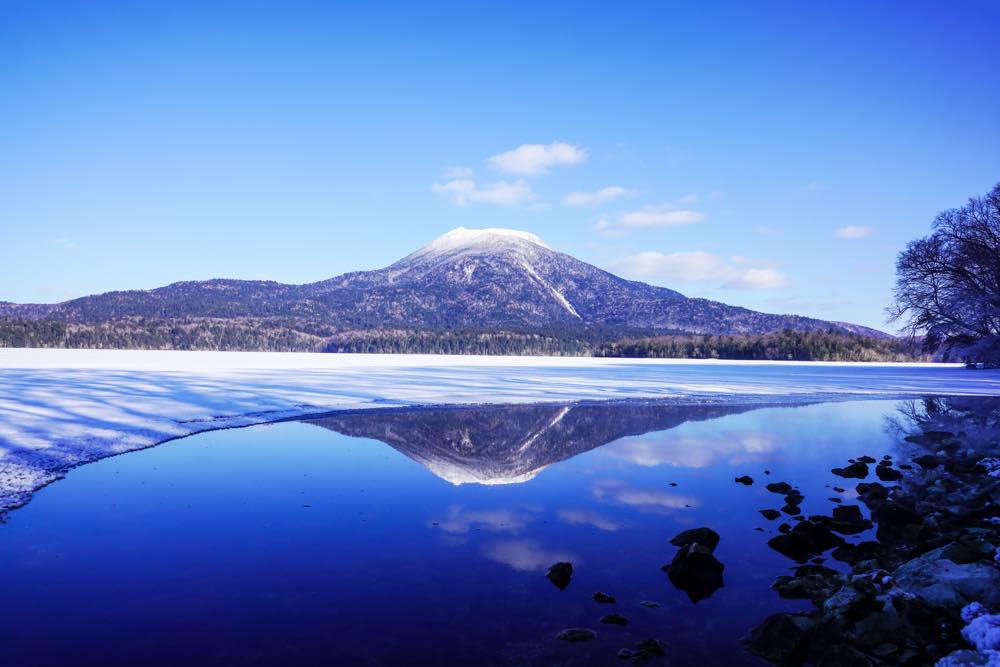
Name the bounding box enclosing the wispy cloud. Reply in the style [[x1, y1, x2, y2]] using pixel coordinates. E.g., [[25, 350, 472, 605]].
[[619, 205, 706, 229], [432, 177, 538, 207], [562, 186, 633, 207], [53, 237, 78, 251], [430, 506, 534, 535], [611, 251, 787, 289], [488, 141, 588, 176], [592, 479, 699, 510], [556, 509, 623, 532], [755, 226, 778, 236], [483, 539, 576, 572], [604, 431, 778, 469], [443, 165, 474, 179], [835, 225, 874, 239]]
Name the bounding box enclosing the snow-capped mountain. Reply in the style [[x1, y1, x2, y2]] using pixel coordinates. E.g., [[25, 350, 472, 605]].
[[0, 227, 886, 338]]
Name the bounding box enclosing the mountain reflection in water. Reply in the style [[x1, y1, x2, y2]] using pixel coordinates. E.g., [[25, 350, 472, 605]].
[[302, 400, 788, 486]]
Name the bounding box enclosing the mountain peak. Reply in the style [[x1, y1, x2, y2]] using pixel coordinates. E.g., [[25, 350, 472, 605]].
[[414, 227, 551, 258]]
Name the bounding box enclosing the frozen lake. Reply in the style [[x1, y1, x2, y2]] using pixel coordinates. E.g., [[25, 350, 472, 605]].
[[2, 348, 1000, 518]]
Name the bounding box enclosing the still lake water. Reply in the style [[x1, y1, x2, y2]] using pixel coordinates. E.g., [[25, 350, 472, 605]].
[[0, 398, 955, 666]]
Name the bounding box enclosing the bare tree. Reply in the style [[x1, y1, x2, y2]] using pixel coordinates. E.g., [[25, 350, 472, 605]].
[[888, 183, 1000, 362]]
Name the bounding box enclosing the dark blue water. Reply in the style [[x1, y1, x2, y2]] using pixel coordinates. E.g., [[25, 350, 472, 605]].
[[0, 399, 929, 666]]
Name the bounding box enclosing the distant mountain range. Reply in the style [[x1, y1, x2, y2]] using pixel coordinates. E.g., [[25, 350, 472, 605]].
[[0, 228, 885, 347]]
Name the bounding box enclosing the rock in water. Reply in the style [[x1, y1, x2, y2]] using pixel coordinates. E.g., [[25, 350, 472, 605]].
[[767, 517, 845, 562], [593, 591, 616, 604], [601, 613, 629, 626], [556, 627, 597, 642], [760, 509, 782, 520], [875, 464, 903, 481], [669, 526, 720, 552], [832, 461, 870, 479], [766, 482, 794, 494], [618, 639, 667, 663], [664, 542, 725, 602], [735, 475, 754, 485], [546, 562, 573, 590]]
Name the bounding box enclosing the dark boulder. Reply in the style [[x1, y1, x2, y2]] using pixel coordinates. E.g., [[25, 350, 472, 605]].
[[664, 542, 725, 602], [768, 518, 845, 562], [766, 482, 795, 494], [546, 562, 573, 590], [593, 591, 616, 604], [742, 613, 816, 665], [875, 465, 903, 482], [855, 482, 889, 505], [760, 509, 782, 520], [669, 527, 720, 552], [830, 505, 872, 535], [832, 462, 869, 479], [618, 638, 667, 663], [735, 475, 754, 485], [601, 613, 629, 626], [556, 627, 596, 642]]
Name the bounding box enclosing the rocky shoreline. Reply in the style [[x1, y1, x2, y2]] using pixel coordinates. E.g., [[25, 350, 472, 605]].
[[743, 398, 1000, 666]]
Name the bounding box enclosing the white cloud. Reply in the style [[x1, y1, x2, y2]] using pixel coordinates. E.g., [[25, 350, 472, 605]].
[[432, 178, 538, 207], [591, 479, 699, 510], [430, 506, 534, 535], [677, 193, 700, 205], [619, 207, 705, 229], [53, 237, 78, 251], [556, 509, 623, 532], [443, 165, 474, 179], [483, 539, 576, 572], [835, 225, 874, 239], [725, 267, 787, 289], [756, 226, 777, 236], [611, 251, 787, 289], [562, 186, 633, 207], [488, 141, 588, 176]]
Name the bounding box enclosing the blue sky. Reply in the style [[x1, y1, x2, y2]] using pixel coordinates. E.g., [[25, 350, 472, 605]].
[[2, 1, 998, 330]]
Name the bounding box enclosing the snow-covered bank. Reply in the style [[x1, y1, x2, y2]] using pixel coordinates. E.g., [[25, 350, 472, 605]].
[[2, 348, 999, 518]]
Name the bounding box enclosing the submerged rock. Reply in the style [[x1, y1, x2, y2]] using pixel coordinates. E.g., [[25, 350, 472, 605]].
[[638, 600, 661, 608], [875, 465, 903, 482], [665, 542, 725, 602], [546, 562, 573, 590], [832, 461, 870, 479], [601, 613, 629, 626], [768, 517, 845, 562], [735, 475, 754, 486], [593, 591, 616, 604], [670, 527, 720, 552], [618, 638, 667, 663], [556, 627, 596, 642], [760, 509, 782, 520], [830, 504, 872, 535], [766, 482, 795, 495], [772, 564, 845, 603]]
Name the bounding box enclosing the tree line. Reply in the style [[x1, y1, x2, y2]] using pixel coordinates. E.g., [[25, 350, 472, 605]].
[[1, 317, 928, 361]]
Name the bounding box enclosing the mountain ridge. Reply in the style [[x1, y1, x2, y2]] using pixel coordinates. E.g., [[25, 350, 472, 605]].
[[0, 227, 888, 340]]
